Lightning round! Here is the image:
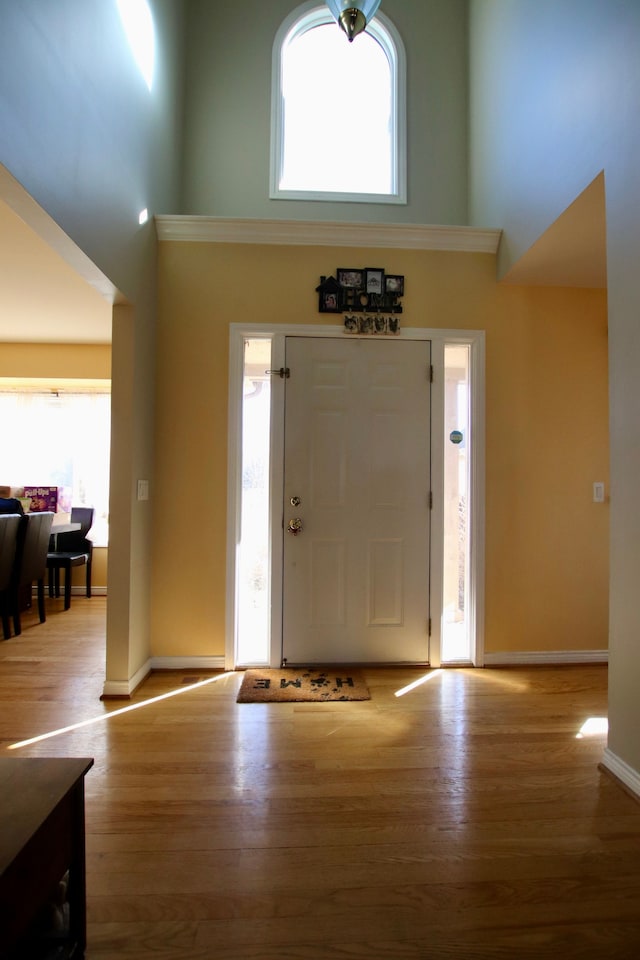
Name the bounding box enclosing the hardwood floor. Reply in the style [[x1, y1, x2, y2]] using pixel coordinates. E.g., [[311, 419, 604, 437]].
[[1, 599, 640, 958]]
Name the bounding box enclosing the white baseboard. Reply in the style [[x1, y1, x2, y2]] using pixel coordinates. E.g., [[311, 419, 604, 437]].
[[102, 658, 152, 698], [601, 747, 640, 801], [102, 650, 605, 696], [483, 649, 608, 666], [101, 656, 226, 698], [38, 586, 107, 597]]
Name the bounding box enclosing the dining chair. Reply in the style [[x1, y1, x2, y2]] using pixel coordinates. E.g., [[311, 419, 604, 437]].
[[11, 511, 55, 636], [0, 514, 22, 639], [46, 507, 95, 611]]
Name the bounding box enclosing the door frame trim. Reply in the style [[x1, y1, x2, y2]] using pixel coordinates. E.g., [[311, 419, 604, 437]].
[[226, 323, 485, 670]]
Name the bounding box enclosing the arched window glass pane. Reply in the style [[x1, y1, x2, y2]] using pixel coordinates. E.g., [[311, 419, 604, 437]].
[[281, 24, 391, 193], [271, 5, 406, 203]]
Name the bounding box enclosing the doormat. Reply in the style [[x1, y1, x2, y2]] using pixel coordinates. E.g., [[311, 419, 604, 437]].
[[236, 668, 370, 703]]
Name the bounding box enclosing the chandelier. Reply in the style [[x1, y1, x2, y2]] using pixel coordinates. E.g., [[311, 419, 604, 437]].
[[325, 0, 382, 42]]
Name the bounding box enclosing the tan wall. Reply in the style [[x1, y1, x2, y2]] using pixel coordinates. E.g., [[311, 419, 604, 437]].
[[88, 547, 107, 591], [154, 240, 609, 659], [0, 342, 111, 379], [0, 341, 111, 591]]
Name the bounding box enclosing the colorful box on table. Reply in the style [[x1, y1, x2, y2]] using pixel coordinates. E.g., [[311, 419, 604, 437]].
[[24, 486, 58, 512]]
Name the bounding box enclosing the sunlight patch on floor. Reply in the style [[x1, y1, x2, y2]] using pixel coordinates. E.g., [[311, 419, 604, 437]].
[[576, 716, 608, 738], [8, 672, 236, 750], [394, 670, 442, 697], [465, 668, 531, 693]]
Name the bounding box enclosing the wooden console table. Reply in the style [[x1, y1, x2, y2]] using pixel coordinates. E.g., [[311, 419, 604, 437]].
[[0, 757, 94, 959]]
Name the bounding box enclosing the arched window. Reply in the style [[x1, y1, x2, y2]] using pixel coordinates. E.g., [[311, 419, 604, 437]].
[[270, 3, 406, 203]]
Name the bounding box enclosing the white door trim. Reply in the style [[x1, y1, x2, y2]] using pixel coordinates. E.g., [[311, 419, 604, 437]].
[[226, 323, 485, 670]]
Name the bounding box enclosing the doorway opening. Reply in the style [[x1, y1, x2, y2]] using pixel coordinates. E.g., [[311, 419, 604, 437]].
[[228, 324, 484, 670]]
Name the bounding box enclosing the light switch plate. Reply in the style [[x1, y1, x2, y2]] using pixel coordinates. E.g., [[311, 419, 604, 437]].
[[593, 482, 605, 503], [137, 479, 149, 501]]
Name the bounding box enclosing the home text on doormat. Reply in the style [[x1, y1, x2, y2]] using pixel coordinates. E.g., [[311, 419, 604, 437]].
[[237, 668, 370, 703]]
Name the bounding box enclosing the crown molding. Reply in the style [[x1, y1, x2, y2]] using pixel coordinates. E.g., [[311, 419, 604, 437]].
[[155, 216, 501, 254]]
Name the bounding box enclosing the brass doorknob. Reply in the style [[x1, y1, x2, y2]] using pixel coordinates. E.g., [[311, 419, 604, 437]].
[[287, 518, 303, 536]]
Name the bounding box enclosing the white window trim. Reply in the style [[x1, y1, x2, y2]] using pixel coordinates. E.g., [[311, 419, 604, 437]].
[[270, 2, 407, 204], [226, 323, 485, 670]]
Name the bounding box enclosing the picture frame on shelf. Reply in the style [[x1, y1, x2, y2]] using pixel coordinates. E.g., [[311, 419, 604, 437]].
[[320, 290, 340, 313], [316, 275, 343, 313], [385, 274, 404, 295], [317, 267, 404, 317], [337, 268, 364, 289], [365, 268, 384, 295]]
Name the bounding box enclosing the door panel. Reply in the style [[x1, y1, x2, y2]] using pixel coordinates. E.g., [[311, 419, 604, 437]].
[[368, 538, 403, 625], [282, 336, 431, 664]]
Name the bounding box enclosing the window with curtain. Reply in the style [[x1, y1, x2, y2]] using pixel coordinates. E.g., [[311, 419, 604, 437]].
[[271, 4, 406, 202], [0, 389, 111, 546]]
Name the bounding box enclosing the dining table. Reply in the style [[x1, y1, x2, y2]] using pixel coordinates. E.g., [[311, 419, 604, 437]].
[[49, 514, 81, 549]]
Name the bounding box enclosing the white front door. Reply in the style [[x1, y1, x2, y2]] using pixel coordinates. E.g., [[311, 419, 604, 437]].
[[281, 336, 431, 665]]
